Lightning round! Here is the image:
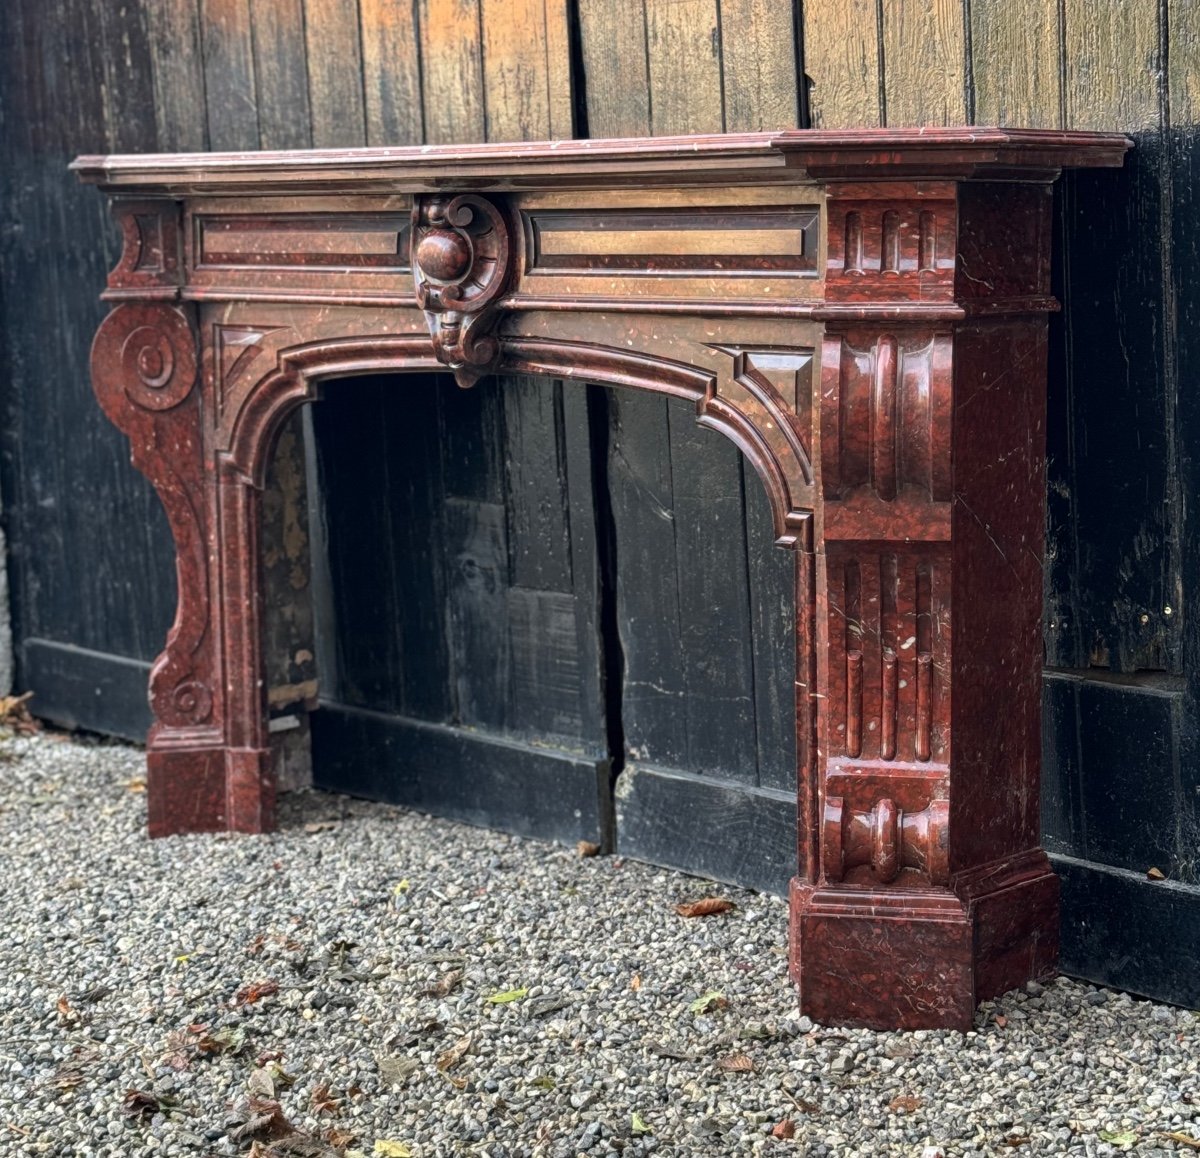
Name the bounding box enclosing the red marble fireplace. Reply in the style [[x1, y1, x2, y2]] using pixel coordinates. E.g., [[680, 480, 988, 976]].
[[74, 128, 1129, 1029]]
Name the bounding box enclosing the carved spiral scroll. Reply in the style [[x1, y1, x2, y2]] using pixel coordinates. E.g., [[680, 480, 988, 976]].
[[823, 796, 950, 885], [412, 194, 511, 388], [93, 303, 198, 416], [91, 303, 213, 730]]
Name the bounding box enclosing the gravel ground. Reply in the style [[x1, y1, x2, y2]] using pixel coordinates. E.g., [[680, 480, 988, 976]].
[[0, 732, 1196, 1158]]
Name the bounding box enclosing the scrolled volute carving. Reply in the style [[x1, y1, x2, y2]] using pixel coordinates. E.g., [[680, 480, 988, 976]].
[[412, 194, 511, 388], [92, 303, 198, 421]]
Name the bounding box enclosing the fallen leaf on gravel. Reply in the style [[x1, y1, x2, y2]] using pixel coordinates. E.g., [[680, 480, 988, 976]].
[[1002, 1135, 1032, 1147], [324, 1127, 358, 1148], [75, 984, 113, 1004], [526, 996, 571, 1018], [435, 1034, 472, 1072], [1160, 1133, 1200, 1150], [884, 1041, 915, 1059], [195, 1025, 248, 1056], [648, 1041, 697, 1061], [888, 1095, 923, 1113], [411, 951, 465, 966], [373, 1143, 413, 1157], [631, 1112, 652, 1135], [577, 840, 601, 857], [237, 980, 281, 1006], [311, 1082, 340, 1114], [248, 1066, 276, 1098], [393, 879, 410, 894], [376, 1056, 419, 1087], [689, 990, 727, 1014], [304, 821, 338, 834], [125, 777, 146, 793], [230, 1097, 295, 1142], [675, 897, 735, 918], [0, 692, 38, 733], [424, 970, 462, 998], [771, 1119, 796, 1139], [50, 1067, 85, 1091], [1098, 1130, 1137, 1145], [716, 1053, 754, 1073], [486, 987, 528, 1004], [122, 1089, 180, 1118], [630, 973, 642, 991], [55, 995, 77, 1024], [528, 1075, 556, 1091], [442, 1071, 468, 1090]]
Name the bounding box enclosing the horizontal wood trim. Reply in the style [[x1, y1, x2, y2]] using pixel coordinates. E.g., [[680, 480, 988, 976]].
[[22, 638, 152, 741], [614, 761, 798, 896], [311, 700, 610, 844]]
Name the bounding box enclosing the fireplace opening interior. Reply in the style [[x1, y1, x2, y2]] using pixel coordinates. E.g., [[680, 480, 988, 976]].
[[261, 370, 797, 894]]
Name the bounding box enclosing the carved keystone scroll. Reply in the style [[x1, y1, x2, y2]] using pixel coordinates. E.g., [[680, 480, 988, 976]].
[[412, 194, 511, 388]]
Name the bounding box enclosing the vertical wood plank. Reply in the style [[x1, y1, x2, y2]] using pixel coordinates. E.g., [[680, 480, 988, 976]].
[[607, 391, 688, 767], [799, 0, 882, 128], [419, 0, 486, 143], [1063, 0, 1159, 131], [970, 0, 1061, 127], [143, 0, 208, 150], [504, 378, 574, 594], [200, 0, 260, 149], [880, 0, 967, 126], [360, 0, 425, 144], [96, 1, 159, 151], [668, 409, 759, 782], [645, 0, 724, 134], [744, 464, 797, 793], [1169, 1, 1200, 126], [577, 0, 651, 137], [480, 0, 573, 139], [507, 589, 584, 739], [304, 0, 367, 145], [250, 0, 312, 149], [445, 498, 511, 730], [1057, 0, 1175, 670], [718, 0, 799, 131]]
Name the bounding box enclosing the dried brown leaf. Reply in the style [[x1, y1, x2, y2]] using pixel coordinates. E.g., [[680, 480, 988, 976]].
[[576, 840, 601, 858], [1147, 866, 1167, 881], [304, 820, 338, 834], [1160, 1134, 1200, 1151], [630, 973, 642, 991], [324, 1126, 357, 1148], [248, 1067, 276, 1099], [0, 692, 38, 733], [230, 1096, 296, 1142], [716, 1052, 754, 1073], [236, 980, 280, 1006], [675, 897, 735, 919], [435, 1034, 472, 1072], [311, 1082, 340, 1115], [771, 1119, 796, 1139], [888, 1095, 923, 1113], [121, 1090, 161, 1118], [424, 969, 462, 998]]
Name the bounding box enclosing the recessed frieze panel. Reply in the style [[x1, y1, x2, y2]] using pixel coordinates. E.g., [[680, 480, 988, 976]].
[[522, 206, 819, 276], [196, 213, 411, 271]]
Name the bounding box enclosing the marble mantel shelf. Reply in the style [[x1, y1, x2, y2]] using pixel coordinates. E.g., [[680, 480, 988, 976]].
[[74, 127, 1130, 1030]]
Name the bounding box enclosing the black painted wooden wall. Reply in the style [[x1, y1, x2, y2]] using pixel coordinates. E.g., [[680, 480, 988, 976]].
[[1, 0, 1198, 1008]]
